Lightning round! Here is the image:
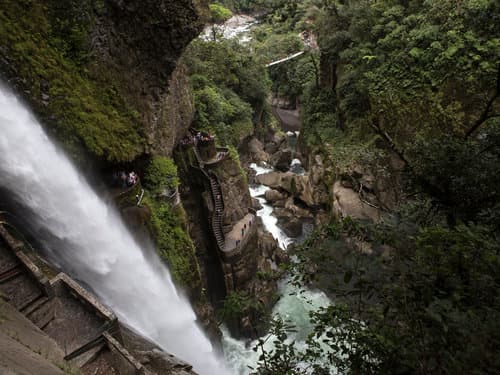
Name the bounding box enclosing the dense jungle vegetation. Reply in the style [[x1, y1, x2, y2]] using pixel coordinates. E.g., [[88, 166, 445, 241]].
[[201, 0, 500, 373]]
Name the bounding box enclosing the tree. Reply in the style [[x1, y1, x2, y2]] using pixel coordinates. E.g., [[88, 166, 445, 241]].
[[209, 3, 233, 41]]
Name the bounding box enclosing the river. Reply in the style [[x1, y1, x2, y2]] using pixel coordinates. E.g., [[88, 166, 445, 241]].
[[222, 162, 331, 374], [201, 14, 257, 43]]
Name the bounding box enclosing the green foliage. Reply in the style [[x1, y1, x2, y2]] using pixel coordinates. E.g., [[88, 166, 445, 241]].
[[258, 202, 500, 375], [144, 156, 179, 196], [249, 1, 321, 103], [209, 3, 233, 24], [219, 291, 253, 321], [250, 317, 305, 375], [183, 38, 270, 145], [215, 0, 258, 12], [218, 290, 267, 329], [0, 0, 144, 163], [145, 195, 201, 292], [227, 145, 247, 181]]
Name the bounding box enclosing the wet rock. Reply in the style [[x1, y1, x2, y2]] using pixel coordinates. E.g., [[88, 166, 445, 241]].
[[255, 171, 286, 189], [276, 216, 303, 237], [273, 247, 290, 266], [252, 197, 263, 210], [264, 189, 287, 203], [247, 137, 270, 163], [269, 149, 293, 172]]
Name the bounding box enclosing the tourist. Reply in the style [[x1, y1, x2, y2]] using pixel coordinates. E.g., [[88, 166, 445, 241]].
[[127, 171, 138, 187]]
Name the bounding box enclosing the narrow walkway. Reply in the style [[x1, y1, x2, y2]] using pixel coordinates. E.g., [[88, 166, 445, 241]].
[[204, 151, 228, 165], [224, 213, 255, 252], [266, 51, 305, 67]]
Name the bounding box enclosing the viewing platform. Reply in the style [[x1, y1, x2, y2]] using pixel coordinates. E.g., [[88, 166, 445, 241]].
[[221, 213, 256, 261]]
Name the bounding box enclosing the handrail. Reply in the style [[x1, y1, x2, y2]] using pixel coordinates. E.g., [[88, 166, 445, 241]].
[[207, 171, 225, 250], [186, 136, 228, 250], [191, 146, 226, 250], [114, 179, 142, 208], [115, 177, 141, 198], [136, 188, 145, 206]]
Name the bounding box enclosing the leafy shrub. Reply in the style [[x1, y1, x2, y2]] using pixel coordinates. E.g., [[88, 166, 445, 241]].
[[209, 3, 232, 24], [145, 195, 201, 292], [144, 156, 179, 196]]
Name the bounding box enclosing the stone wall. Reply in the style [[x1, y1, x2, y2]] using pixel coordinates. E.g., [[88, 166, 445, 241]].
[[0, 221, 196, 374]]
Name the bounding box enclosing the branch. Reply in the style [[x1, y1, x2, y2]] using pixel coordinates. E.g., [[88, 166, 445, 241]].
[[465, 64, 500, 138], [370, 111, 409, 166], [369, 112, 452, 208]]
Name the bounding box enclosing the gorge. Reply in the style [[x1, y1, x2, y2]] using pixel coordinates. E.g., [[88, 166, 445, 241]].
[[1, 0, 499, 374]]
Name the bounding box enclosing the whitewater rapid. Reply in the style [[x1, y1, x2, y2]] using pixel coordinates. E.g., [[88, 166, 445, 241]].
[[0, 83, 227, 374], [222, 163, 331, 374]]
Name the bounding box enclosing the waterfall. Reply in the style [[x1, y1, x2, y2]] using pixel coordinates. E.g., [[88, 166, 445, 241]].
[[0, 83, 227, 374]]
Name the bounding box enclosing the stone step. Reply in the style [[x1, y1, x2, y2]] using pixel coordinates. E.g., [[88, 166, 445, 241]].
[[33, 301, 55, 330], [21, 295, 50, 317], [18, 291, 45, 312], [0, 264, 22, 283]]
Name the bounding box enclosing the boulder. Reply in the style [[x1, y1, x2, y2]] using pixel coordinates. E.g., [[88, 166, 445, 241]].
[[269, 149, 293, 172], [255, 171, 286, 189], [332, 181, 380, 222], [284, 198, 313, 219], [259, 231, 279, 258], [281, 174, 316, 207], [276, 216, 303, 237], [248, 137, 270, 163], [264, 189, 288, 203], [264, 142, 280, 155], [252, 197, 263, 210]]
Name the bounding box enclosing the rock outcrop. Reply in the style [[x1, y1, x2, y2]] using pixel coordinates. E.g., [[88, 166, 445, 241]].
[[91, 0, 209, 158], [332, 181, 381, 222], [255, 170, 329, 208], [0, 0, 208, 163]]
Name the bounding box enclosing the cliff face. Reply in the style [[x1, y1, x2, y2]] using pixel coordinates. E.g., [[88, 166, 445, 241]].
[[0, 0, 207, 163], [91, 0, 207, 157]]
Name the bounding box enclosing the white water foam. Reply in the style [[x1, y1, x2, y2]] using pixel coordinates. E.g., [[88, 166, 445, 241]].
[[222, 163, 331, 374], [0, 83, 227, 374]]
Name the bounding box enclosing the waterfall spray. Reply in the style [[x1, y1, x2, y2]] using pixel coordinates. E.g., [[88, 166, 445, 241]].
[[0, 82, 227, 374]]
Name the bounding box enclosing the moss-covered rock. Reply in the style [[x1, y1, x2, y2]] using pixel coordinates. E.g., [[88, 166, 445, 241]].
[[0, 0, 207, 164], [145, 195, 202, 295], [0, 1, 142, 162]]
